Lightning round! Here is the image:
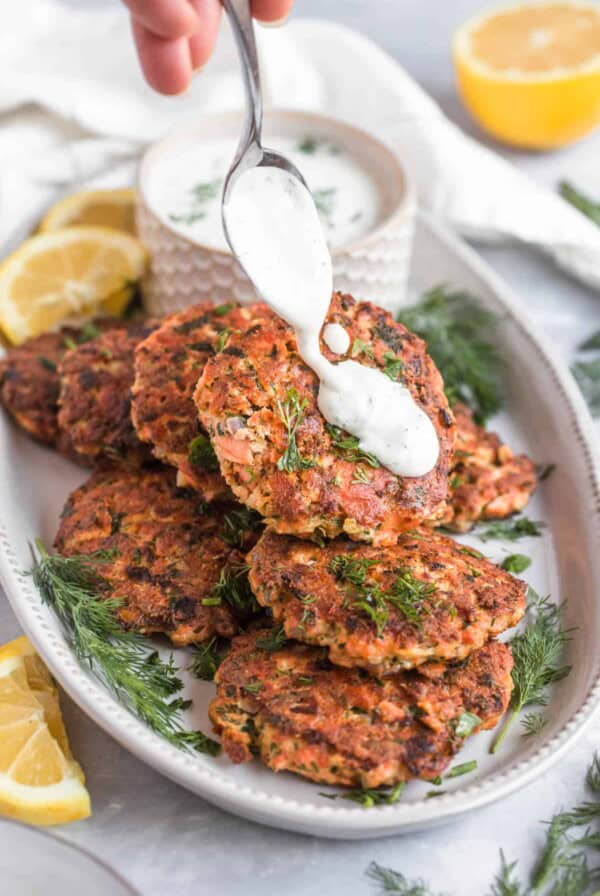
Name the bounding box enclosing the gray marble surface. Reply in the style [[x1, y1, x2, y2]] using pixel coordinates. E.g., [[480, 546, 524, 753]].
[[3, 2, 600, 894]]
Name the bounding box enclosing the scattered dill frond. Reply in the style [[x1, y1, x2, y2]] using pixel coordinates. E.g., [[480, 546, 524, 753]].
[[578, 331, 600, 352], [298, 136, 320, 154], [489, 851, 527, 896], [329, 555, 435, 636], [189, 637, 225, 681], [351, 337, 375, 360], [537, 463, 556, 482], [276, 387, 315, 473], [521, 711, 547, 738], [501, 554, 531, 574], [38, 356, 57, 372], [221, 506, 262, 548], [366, 861, 442, 895], [204, 562, 259, 619], [169, 178, 222, 227], [326, 423, 381, 468], [256, 625, 288, 652], [213, 302, 235, 316], [572, 358, 600, 417], [586, 752, 600, 793], [321, 782, 405, 809], [352, 467, 371, 485], [491, 598, 572, 753], [312, 187, 337, 219], [79, 322, 101, 342], [478, 517, 545, 542], [188, 433, 219, 470], [30, 540, 220, 755], [216, 327, 231, 352], [396, 285, 503, 424], [559, 181, 600, 227], [191, 178, 222, 202]]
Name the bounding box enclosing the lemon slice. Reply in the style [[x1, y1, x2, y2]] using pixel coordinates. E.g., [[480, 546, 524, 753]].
[[38, 189, 137, 236], [0, 636, 90, 826], [0, 227, 148, 344], [453, 1, 600, 148]]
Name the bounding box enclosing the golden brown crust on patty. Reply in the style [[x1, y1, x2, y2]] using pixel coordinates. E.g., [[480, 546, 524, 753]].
[[54, 467, 262, 646], [210, 629, 513, 787], [442, 404, 537, 533], [248, 528, 526, 674], [0, 327, 86, 446], [58, 321, 157, 466], [131, 302, 269, 502], [196, 293, 455, 545]]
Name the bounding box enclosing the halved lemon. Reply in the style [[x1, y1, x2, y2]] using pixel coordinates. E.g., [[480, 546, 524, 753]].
[[0, 636, 90, 826], [453, 2, 600, 149], [0, 227, 147, 344], [38, 188, 137, 236]]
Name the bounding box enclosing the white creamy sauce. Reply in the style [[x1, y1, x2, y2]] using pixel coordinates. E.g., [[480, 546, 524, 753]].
[[225, 165, 439, 478], [151, 135, 381, 251], [322, 323, 350, 354]]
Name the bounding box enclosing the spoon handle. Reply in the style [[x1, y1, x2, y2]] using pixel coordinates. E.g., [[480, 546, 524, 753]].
[[222, 0, 263, 153]]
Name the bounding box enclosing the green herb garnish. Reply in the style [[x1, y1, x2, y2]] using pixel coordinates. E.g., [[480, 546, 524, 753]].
[[397, 285, 503, 424], [276, 387, 315, 473], [351, 337, 375, 359], [216, 328, 231, 352], [329, 555, 436, 636], [169, 178, 222, 227], [312, 187, 337, 219], [559, 181, 600, 227], [453, 710, 481, 738], [321, 782, 405, 808], [256, 625, 288, 652], [214, 302, 235, 317], [205, 562, 259, 619], [30, 540, 220, 755], [491, 597, 572, 753], [187, 433, 219, 471], [221, 506, 262, 548], [298, 136, 320, 154], [447, 760, 477, 778], [79, 322, 101, 343], [521, 711, 547, 738], [501, 554, 531, 574], [189, 637, 225, 681], [383, 351, 403, 382], [478, 517, 545, 542], [537, 463, 556, 482], [367, 862, 442, 895], [326, 423, 381, 468], [38, 356, 57, 372]]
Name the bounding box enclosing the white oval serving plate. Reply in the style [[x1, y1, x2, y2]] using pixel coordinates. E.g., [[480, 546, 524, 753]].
[[1, 212, 600, 840]]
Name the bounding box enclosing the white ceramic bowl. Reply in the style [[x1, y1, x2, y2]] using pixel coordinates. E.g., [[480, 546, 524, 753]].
[[136, 109, 416, 316]]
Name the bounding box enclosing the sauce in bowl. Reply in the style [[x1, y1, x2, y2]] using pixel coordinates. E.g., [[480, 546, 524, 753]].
[[148, 134, 382, 252]]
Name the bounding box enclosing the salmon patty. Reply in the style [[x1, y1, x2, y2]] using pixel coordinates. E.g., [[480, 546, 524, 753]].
[[54, 466, 262, 646], [196, 294, 455, 545], [131, 302, 268, 502], [210, 629, 513, 788], [0, 323, 100, 447], [58, 321, 157, 466], [442, 404, 537, 533], [248, 528, 525, 674]]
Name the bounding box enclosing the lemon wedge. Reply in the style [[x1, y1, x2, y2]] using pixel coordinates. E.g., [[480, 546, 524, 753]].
[[38, 188, 137, 236], [0, 227, 147, 344], [0, 636, 90, 826], [453, 1, 600, 149]]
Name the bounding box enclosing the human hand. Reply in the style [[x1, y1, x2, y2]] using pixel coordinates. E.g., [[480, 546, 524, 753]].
[[124, 0, 294, 95]]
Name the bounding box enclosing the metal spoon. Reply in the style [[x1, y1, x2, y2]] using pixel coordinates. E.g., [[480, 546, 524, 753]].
[[220, 0, 309, 249]]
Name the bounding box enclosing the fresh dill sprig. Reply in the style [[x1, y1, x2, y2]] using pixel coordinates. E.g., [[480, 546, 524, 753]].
[[255, 625, 289, 652], [587, 752, 600, 793], [366, 862, 443, 895], [276, 387, 315, 473], [396, 285, 503, 424], [326, 423, 381, 468], [189, 637, 225, 681], [559, 181, 600, 227], [578, 331, 600, 352], [478, 517, 545, 542], [203, 562, 259, 620], [329, 555, 435, 636], [521, 711, 547, 738], [572, 358, 600, 417], [188, 433, 219, 470], [491, 597, 572, 753], [30, 540, 220, 755], [320, 782, 405, 808], [488, 852, 527, 896], [221, 506, 262, 548], [501, 554, 532, 574]]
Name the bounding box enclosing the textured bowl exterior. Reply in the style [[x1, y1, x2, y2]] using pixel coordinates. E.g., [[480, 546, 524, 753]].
[[136, 109, 416, 315]]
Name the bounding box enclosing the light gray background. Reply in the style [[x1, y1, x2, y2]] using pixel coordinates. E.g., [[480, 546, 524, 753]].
[[2, 2, 600, 894]]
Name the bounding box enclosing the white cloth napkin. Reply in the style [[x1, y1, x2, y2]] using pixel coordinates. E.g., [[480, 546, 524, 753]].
[[2, 0, 600, 291]]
